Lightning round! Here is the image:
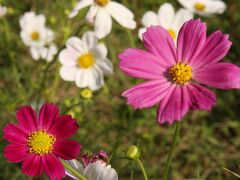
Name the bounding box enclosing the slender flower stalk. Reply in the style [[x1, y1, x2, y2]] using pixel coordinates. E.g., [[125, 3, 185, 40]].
[[61, 160, 87, 180], [163, 122, 181, 180], [136, 159, 149, 180]]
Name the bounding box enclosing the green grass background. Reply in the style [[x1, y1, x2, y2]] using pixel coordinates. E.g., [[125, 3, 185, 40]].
[[0, 0, 240, 179]]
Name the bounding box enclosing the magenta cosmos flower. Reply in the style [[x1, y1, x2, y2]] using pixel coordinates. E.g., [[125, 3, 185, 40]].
[[119, 19, 240, 124], [3, 103, 81, 179]]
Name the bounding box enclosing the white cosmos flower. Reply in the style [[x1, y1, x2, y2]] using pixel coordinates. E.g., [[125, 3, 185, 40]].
[[138, 3, 193, 42], [30, 43, 58, 62], [59, 31, 113, 91], [177, 0, 226, 16], [69, 0, 136, 39], [65, 160, 118, 180], [0, 5, 7, 17], [19, 11, 54, 47]]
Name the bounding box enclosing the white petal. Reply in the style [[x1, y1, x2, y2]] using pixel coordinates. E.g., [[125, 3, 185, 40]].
[[59, 48, 78, 66], [94, 8, 112, 39], [30, 47, 41, 60], [97, 59, 113, 75], [84, 161, 118, 180], [76, 68, 103, 90], [66, 36, 88, 54], [205, 0, 226, 15], [91, 43, 107, 59], [141, 11, 158, 27], [86, 5, 99, 23], [69, 0, 93, 18], [138, 27, 147, 41], [0, 6, 7, 17], [171, 8, 193, 32], [177, 0, 196, 12], [106, 2, 136, 29], [158, 3, 175, 29], [106, 1, 134, 18], [60, 66, 78, 81], [82, 31, 98, 49]]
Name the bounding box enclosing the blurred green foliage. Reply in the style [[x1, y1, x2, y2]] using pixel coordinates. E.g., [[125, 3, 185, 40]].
[[0, 0, 240, 179]]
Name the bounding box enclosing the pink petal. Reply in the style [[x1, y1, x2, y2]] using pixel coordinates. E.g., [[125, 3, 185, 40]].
[[39, 103, 60, 131], [157, 85, 190, 124], [186, 83, 216, 110], [119, 48, 167, 80], [177, 19, 206, 64], [192, 30, 232, 69], [4, 144, 28, 163], [22, 154, 43, 177], [16, 106, 38, 132], [3, 124, 27, 143], [42, 154, 65, 180], [49, 115, 78, 139], [194, 63, 240, 89], [142, 25, 177, 65], [122, 80, 172, 109], [53, 140, 81, 160]]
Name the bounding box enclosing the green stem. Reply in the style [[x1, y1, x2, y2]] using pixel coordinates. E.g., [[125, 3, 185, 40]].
[[136, 159, 148, 180], [163, 122, 180, 180], [126, 29, 136, 48], [61, 160, 87, 180]]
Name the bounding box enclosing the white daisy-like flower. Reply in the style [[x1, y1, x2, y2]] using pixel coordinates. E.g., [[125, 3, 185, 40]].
[[59, 31, 113, 91], [30, 43, 58, 62], [0, 5, 7, 17], [177, 0, 226, 16], [19, 11, 54, 47], [69, 0, 136, 39], [65, 160, 118, 180], [138, 3, 193, 42]]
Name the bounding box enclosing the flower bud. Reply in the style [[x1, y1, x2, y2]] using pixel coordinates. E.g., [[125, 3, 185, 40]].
[[81, 89, 93, 99], [126, 145, 140, 160]]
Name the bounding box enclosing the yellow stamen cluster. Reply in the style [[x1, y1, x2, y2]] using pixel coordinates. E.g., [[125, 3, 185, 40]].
[[31, 31, 40, 41], [194, 2, 206, 11], [27, 130, 56, 155], [168, 29, 176, 40], [96, 0, 109, 6], [77, 52, 95, 69], [169, 62, 192, 85]]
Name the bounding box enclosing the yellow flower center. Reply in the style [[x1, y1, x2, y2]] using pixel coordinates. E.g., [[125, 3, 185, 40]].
[[31, 31, 40, 41], [77, 52, 95, 69], [194, 2, 206, 11], [96, 0, 109, 6], [169, 62, 192, 85], [168, 29, 176, 40], [27, 130, 56, 155]]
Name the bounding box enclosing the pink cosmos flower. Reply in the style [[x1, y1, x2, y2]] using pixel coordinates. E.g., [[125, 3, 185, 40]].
[[119, 19, 240, 124], [3, 103, 81, 180]]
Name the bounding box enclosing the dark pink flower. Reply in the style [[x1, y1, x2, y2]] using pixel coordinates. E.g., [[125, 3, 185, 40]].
[[3, 103, 81, 180], [119, 19, 240, 124]]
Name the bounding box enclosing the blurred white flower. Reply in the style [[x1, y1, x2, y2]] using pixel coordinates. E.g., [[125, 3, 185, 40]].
[[30, 43, 58, 62], [138, 3, 193, 42], [59, 31, 113, 91], [0, 5, 7, 17], [177, 0, 226, 16], [19, 11, 54, 47], [69, 0, 136, 39], [65, 160, 118, 180]]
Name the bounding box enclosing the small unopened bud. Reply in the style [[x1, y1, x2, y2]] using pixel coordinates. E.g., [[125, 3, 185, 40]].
[[126, 145, 140, 160], [81, 89, 92, 99]]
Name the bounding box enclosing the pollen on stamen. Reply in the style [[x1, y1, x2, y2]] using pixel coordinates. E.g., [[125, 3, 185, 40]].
[[31, 31, 40, 41], [194, 2, 206, 11], [169, 62, 192, 85], [27, 130, 56, 155], [96, 0, 109, 6], [77, 52, 95, 69]]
